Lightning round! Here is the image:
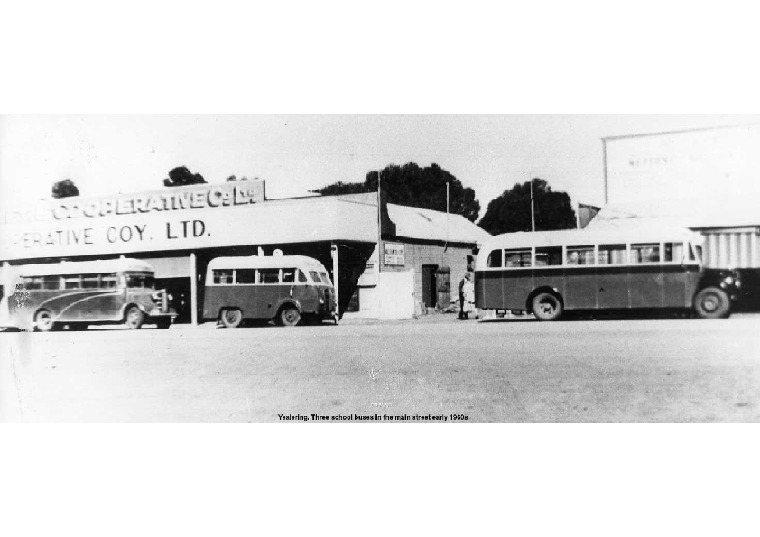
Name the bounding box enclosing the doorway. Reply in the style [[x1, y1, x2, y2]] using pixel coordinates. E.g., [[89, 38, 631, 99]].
[[421, 264, 438, 308]]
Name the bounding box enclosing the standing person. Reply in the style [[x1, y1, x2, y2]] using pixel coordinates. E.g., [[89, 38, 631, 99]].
[[458, 273, 467, 319], [462, 272, 475, 320]]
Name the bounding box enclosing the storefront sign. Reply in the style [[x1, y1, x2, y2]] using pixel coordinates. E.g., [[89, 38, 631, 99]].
[[383, 242, 405, 266], [3, 181, 265, 224]]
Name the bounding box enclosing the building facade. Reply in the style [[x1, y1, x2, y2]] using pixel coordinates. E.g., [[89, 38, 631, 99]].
[[0, 183, 489, 323]]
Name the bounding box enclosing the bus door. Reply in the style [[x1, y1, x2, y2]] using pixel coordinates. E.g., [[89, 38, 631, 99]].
[[661, 241, 695, 308], [597, 244, 631, 309]]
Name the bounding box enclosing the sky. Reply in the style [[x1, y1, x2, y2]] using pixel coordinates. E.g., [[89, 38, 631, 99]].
[[2, 114, 759, 219]]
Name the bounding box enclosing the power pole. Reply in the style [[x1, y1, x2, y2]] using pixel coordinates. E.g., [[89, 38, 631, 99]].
[[376, 169, 382, 274], [529, 174, 536, 232]]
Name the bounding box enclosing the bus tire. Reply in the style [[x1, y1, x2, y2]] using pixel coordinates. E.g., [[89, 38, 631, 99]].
[[693, 287, 730, 319], [531, 292, 563, 321], [125, 306, 145, 329], [220, 308, 243, 328], [279, 306, 301, 327], [34, 309, 55, 332]]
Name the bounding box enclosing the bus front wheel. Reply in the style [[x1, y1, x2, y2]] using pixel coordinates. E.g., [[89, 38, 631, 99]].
[[34, 309, 55, 332], [531, 292, 563, 321], [693, 287, 730, 319], [125, 306, 145, 329], [279, 306, 301, 327], [220, 308, 243, 328]]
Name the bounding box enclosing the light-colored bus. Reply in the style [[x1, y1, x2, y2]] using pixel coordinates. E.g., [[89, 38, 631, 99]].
[[1, 258, 176, 331], [202, 254, 338, 327], [474, 227, 741, 321]]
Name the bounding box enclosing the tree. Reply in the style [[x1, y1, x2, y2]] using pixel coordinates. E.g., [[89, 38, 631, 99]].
[[226, 175, 257, 182], [52, 179, 79, 199], [478, 178, 576, 235], [163, 166, 207, 187], [313, 162, 480, 222]]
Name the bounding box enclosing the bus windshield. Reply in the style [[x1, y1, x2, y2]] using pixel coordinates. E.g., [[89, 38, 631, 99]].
[[126, 273, 155, 289]]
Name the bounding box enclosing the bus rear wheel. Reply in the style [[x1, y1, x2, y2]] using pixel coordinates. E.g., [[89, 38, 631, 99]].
[[34, 309, 55, 332], [125, 306, 145, 329], [693, 287, 730, 319], [531, 292, 563, 321], [279, 306, 301, 327], [220, 308, 243, 328]]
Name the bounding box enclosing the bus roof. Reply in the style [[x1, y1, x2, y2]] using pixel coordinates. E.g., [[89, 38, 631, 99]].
[[479, 227, 702, 252], [207, 255, 328, 271], [10, 258, 154, 277]]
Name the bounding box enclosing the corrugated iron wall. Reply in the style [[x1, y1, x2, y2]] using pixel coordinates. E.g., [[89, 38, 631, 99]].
[[699, 228, 760, 269]]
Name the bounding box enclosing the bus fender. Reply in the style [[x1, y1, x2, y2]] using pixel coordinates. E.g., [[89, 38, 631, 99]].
[[526, 286, 563, 312], [274, 298, 301, 315]]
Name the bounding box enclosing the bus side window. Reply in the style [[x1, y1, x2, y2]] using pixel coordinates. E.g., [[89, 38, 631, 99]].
[[630, 243, 660, 264], [566, 246, 594, 265], [23, 277, 42, 290], [598, 244, 626, 265], [505, 249, 531, 268], [259, 269, 280, 284], [535, 246, 562, 267], [487, 249, 503, 268], [64, 275, 81, 289], [663, 242, 684, 263], [282, 268, 296, 283], [236, 269, 256, 284], [82, 273, 100, 289], [101, 274, 118, 288], [213, 269, 234, 285], [297, 270, 308, 283]]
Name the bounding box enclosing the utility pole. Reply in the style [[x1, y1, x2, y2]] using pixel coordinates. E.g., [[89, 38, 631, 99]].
[[376, 169, 382, 274], [529, 174, 536, 232], [444, 181, 450, 252]]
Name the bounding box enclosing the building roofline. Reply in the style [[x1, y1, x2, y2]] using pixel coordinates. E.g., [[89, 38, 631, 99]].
[[600, 122, 760, 142]]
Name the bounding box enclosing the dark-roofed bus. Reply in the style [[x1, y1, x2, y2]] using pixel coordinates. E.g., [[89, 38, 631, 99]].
[[202, 253, 338, 327], [474, 227, 741, 321], [1, 258, 177, 331]]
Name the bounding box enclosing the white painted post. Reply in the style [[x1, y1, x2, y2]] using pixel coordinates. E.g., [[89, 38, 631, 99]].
[[190, 253, 198, 325]]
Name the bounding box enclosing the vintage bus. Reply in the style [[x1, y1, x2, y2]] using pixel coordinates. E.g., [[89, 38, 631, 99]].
[[1, 258, 177, 331], [202, 254, 338, 327], [474, 227, 741, 321]]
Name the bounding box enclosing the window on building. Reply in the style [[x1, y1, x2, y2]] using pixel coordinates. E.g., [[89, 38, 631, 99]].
[[213, 269, 234, 285], [259, 269, 280, 284], [487, 250, 503, 268], [505, 249, 532, 268], [598, 244, 627, 265], [535, 246, 562, 266], [630, 243, 660, 264], [566, 246, 595, 265]]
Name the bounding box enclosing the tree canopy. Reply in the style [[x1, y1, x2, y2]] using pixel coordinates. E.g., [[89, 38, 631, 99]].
[[478, 179, 576, 235], [163, 166, 207, 187], [313, 162, 480, 222], [51, 179, 79, 199]]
